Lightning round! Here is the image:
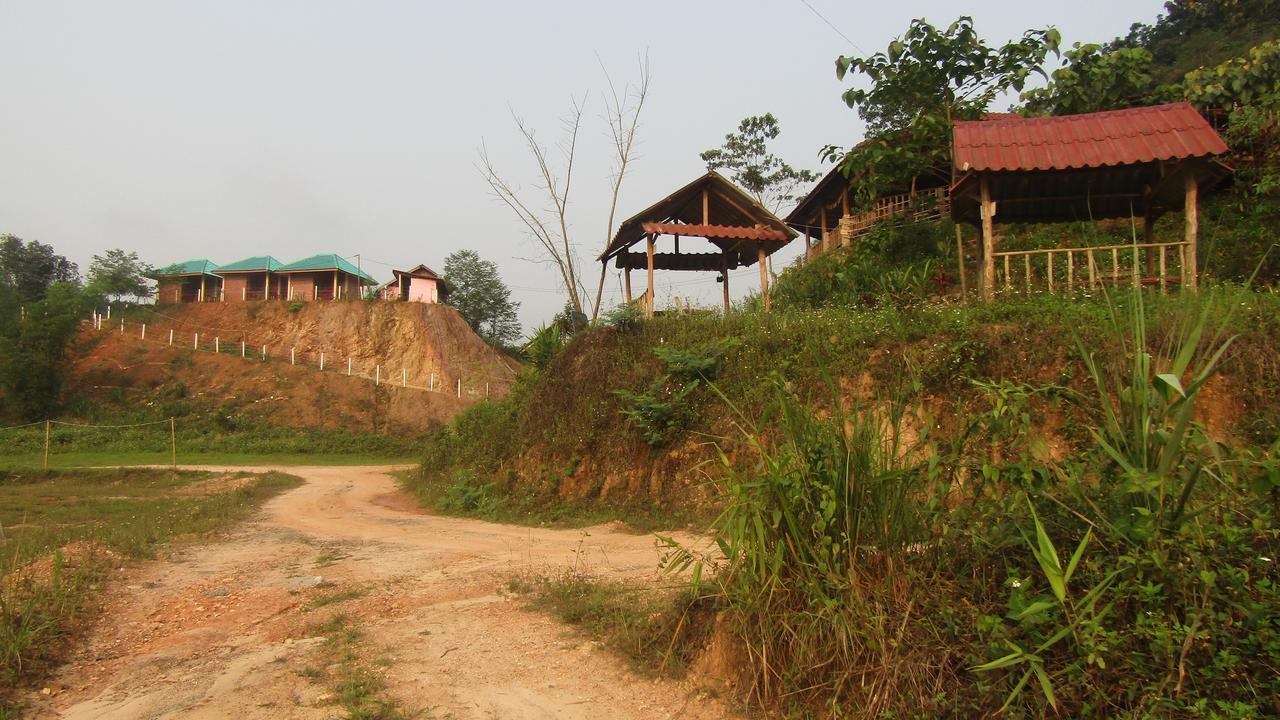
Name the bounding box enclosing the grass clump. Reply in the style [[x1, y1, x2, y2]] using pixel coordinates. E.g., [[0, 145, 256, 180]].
[[308, 613, 410, 720], [511, 570, 713, 678], [0, 468, 302, 706]]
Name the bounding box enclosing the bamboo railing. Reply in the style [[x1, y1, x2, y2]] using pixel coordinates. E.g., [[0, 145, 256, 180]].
[[989, 240, 1191, 295], [811, 188, 949, 259]]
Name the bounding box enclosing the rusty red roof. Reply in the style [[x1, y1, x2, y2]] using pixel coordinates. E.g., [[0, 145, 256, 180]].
[[639, 222, 790, 242], [953, 103, 1228, 173]]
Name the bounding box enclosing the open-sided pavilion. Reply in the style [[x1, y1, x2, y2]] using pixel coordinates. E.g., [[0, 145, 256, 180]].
[[598, 171, 797, 316], [949, 102, 1231, 299]]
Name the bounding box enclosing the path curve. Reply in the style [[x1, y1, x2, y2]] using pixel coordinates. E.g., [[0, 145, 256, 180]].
[[27, 465, 731, 719]]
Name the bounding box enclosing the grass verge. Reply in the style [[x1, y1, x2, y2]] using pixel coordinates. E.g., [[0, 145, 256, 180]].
[[508, 570, 714, 679], [0, 468, 303, 707], [0, 452, 415, 471]]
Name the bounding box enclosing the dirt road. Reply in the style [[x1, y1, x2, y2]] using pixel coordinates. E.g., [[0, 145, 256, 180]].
[[28, 466, 732, 719]]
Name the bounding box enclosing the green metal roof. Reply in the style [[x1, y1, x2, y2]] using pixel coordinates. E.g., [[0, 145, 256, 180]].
[[152, 259, 221, 277], [276, 254, 376, 284], [216, 255, 284, 273]]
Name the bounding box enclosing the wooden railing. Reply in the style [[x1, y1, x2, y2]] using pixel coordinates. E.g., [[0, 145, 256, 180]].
[[810, 188, 949, 259], [990, 240, 1191, 295]]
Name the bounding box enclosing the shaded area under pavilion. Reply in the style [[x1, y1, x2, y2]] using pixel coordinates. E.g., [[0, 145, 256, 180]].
[[598, 171, 797, 316]]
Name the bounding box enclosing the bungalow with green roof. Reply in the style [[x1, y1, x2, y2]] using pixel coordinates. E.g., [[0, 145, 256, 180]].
[[151, 259, 222, 305], [217, 255, 285, 302], [274, 254, 376, 301]]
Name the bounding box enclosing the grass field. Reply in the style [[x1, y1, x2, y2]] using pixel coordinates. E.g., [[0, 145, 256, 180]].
[[0, 451, 414, 471], [0, 467, 303, 709]]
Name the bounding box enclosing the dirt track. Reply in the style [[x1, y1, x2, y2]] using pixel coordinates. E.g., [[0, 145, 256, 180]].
[[27, 466, 732, 719]]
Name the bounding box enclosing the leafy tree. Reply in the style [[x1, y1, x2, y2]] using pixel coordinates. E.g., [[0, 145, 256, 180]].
[[700, 114, 819, 213], [0, 235, 79, 301], [828, 17, 1060, 204], [1021, 44, 1156, 115], [442, 250, 522, 347], [1113, 0, 1280, 83], [0, 281, 91, 420], [87, 249, 152, 302]]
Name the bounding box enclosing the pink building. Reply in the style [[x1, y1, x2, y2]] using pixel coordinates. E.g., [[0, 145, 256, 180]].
[[378, 264, 451, 304]]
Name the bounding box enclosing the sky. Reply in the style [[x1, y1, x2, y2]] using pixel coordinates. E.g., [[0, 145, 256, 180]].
[[0, 0, 1166, 333]]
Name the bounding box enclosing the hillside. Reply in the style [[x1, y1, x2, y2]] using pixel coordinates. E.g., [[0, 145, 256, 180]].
[[68, 301, 519, 436]]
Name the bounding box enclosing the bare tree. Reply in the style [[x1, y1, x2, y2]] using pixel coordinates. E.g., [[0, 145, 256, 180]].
[[478, 55, 651, 320]]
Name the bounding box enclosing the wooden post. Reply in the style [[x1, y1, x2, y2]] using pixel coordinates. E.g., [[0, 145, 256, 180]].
[[141, 323, 146, 340], [348, 357, 352, 376], [241, 340, 245, 357], [170, 417, 177, 470], [1112, 247, 1120, 285], [1003, 255, 1011, 292], [291, 348, 295, 365], [194, 332, 198, 349], [261, 345, 266, 360], [169, 329, 174, 346], [215, 337, 219, 353], [645, 233, 656, 319], [376, 365, 380, 385], [954, 226, 968, 296], [702, 189, 709, 224], [319, 352, 324, 371], [804, 228, 812, 262], [266, 273, 271, 300], [1185, 174, 1199, 290], [1067, 251, 1074, 290], [402, 368, 407, 387], [199, 276, 205, 303], [1159, 245, 1168, 294], [820, 209, 830, 254], [456, 379, 461, 398], [333, 270, 339, 300], [980, 177, 995, 301], [1143, 212, 1156, 279], [43, 420, 50, 471], [758, 245, 770, 312], [1024, 254, 1032, 293], [1047, 251, 1055, 292], [720, 252, 730, 316], [1087, 249, 1097, 288], [624, 267, 632, 304], [286, 275, 292, 301]]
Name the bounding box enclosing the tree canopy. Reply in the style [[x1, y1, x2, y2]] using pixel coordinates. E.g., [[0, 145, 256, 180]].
[[1021, 44, 1155, 115], [700, 114, 818, 213], [442, 249, 522, 348], [87, 249, 152, 301], [828, 17, 1060, 204], [0, 235, 79, 302]]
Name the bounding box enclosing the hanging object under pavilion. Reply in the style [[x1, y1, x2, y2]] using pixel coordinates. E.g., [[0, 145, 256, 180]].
[[598, 171, 797, 317], [949, 102, 1231, 300]]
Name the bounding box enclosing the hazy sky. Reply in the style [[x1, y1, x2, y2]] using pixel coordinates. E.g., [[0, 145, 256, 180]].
[[1, 1, 1165, 332]]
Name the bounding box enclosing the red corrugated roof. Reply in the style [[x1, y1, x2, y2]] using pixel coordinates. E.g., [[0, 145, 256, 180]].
[[639, 222, 791, 242], [953, 103, 1228, 173]]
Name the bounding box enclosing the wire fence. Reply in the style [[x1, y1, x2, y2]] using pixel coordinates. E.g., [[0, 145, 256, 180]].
[[87, 309, 508, 401], [0, 418, 176, 470]]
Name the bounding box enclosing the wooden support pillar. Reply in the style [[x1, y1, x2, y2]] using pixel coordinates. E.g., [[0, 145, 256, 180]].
[[1184, 174, 1199, 290], [702, 190, 709, 225], [286, 275, 292, 301], [645, 233, 656, 318], [720, 252, 730, 316], [623, 267, 632, 303], [758, 245, 770, 312], [333, 270, 339, 300], [804, 228, 812, 262], [199, 276, 206, 303], [821, 209, 830, 253], [954, 225, 968, 296], [980, 177, 996, 301], [1143, 211, 1156, 280]]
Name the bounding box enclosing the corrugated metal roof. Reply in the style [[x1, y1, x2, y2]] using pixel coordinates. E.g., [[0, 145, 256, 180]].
[[216, 256, 284, 273], [639, 222, 791, 242], [276, 254, 376, 283], [953, 103, 1228, 173], [153, 259, 221, 277]]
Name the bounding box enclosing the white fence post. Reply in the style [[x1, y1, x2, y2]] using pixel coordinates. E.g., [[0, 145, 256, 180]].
[[169, 329, 174, 345], [141, 323, 146, 340], [456, 379, 461, 398], [119, 319, 124, 333], [215, 337, 219, 353], [241, 340, 245, 358], [430, 373, 435, 391], [485, 382, 489, 398], [347, 357, 352, 376], [320, 352, 325, 371], [106, 306, 111, 319], [376, 365, 380, 385], [194, 332, 199, 349], [261, 345, 266, 360], [402, 368, 406, 387], [291, 348, 295, 365]]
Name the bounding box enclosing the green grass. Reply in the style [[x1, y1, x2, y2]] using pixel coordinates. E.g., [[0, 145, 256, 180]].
[[509, 570, 713, 679], [0, 451, 414, 471], [307, 613, 410, 720], [0, 468, 303, 705]]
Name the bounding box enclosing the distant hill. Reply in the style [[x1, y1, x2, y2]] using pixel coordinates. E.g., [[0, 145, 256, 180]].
[[1113, 0, 1280, 83]]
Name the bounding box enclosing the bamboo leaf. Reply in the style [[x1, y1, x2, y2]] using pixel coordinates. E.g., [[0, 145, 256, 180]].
[[1032, 662, 1058, 709], [1063, 527, 1091, 585]]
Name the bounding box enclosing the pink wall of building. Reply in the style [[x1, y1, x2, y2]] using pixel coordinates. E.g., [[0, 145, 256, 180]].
[[407, 277, 440, 303]]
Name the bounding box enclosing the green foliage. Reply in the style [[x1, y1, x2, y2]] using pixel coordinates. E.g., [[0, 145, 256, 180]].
[[443, 249, 522, 347], [524, 323, 565, 369], [1021, 44, 1156, 115], [0, 282, 93, 421], [1169, 38, 1280, 110], [600, 302, 642, 330], [0, 236, 78, 302], [829, 17, 1059, 202], [85, 249, 152, 301], [699, 114, 818, 213], [616, 338, 737, 446], [1113, 0, 1280, 84]]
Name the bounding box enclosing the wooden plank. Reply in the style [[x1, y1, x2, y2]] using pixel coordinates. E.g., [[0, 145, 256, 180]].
[[758, 245, 770, 312], [1185, 174, 1199, 290], [980, 177, 995, 301], [646, 234, 656, 318]]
